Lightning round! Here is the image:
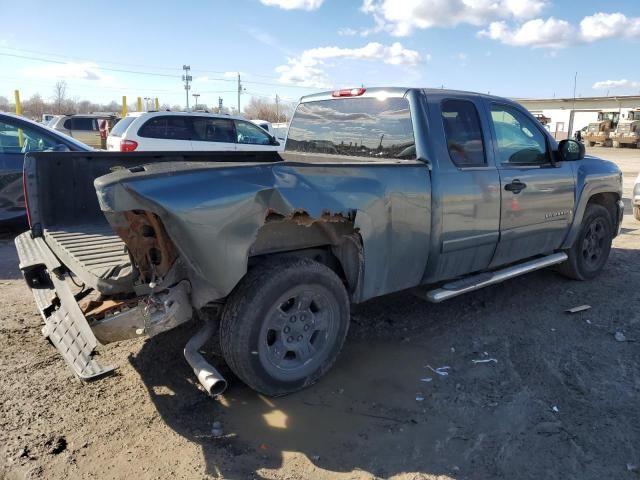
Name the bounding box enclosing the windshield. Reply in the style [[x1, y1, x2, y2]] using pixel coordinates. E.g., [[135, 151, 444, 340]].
[[286, 97, 416, 159], [109, 116, 137, 137]]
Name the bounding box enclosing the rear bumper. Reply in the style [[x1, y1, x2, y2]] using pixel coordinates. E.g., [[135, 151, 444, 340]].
[[15, 231, 194, 381], [611, 134, 640, 144]]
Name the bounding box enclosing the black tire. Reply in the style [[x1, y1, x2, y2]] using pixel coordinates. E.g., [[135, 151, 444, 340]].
[[220, 256, 350, 396], [634, 205, 640, 222], [557, 204, 613, 280]]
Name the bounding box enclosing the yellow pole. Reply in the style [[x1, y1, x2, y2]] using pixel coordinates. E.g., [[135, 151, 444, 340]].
[[121, 96, 127, 117], [14, 90, 22, 115], [137, 97, 143, 112], [155, 97, 160, 111], [15, 90, 24, 147]]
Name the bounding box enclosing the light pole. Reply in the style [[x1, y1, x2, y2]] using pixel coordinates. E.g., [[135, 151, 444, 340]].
[[192, 93, 200, 110], [182, 65, 192, 109]]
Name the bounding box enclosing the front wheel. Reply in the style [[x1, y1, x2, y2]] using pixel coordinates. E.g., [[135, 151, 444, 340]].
[[557, 204, 613, 280], [220, 256, 350, 396]]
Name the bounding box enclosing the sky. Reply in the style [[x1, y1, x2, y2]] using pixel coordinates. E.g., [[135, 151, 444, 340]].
[[1, 0, 640, 111]]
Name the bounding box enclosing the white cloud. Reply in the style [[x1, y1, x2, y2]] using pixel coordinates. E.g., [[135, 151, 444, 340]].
[[478, 17, 576, 48], [592, 79, 640, 90], [23, 62, 105, 81], [580, 13, 640, 42], [361, 0, 548, 36], [338, 27, 359, 36], [276, 42, 424, 88], [260, 0, 323, 10]]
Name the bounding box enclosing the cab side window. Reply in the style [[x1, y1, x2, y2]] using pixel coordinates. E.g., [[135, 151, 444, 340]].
[[235, 120, 272, 145], [490, 105, 549, 164], [441, 99, 486, 167], [192, 118, 236, 143], [138, 116, 192, 140], [0, 121, 59, 153]]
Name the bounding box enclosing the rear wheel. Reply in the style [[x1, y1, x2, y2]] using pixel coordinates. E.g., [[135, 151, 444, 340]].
[[612, 141, 621, 148], [557, 204, 613, 280], [220, 256, 350, 396]]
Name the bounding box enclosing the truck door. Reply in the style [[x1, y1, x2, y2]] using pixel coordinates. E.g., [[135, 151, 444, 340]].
[[425, 95, 501, 280], [488, 103, 575, 267]]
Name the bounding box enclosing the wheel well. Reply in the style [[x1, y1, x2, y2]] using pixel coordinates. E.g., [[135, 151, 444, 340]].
[[587, 192, 618, 227], [248, 213, 364, 297]]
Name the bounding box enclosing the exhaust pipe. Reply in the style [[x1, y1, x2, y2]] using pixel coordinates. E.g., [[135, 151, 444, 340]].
[[184, 320, 228, 396]]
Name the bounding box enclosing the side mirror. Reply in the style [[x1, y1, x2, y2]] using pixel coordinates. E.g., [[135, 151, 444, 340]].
[[270, 136, 280, 147], [558, 139, 585, 161]]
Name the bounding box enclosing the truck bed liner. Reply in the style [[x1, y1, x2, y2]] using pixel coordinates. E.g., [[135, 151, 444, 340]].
[[44, 223, 133, 294]]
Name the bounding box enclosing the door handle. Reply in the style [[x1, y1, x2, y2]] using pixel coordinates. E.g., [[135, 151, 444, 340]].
[[505, 179, 527, 194]]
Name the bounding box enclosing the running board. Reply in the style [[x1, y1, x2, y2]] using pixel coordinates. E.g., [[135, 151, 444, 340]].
[[419, 252, 568, 303]]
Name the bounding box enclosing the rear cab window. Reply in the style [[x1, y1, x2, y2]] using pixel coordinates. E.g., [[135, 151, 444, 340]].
[[286, 97, 416, 160], [109, 116, 136, 137]]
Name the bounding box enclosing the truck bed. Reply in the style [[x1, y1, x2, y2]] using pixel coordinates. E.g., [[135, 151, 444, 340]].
[[44, 223, 132, 294], [23, 150, 283, 295]]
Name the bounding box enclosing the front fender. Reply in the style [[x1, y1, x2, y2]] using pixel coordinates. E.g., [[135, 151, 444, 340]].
[[561, 157, 623, 249]]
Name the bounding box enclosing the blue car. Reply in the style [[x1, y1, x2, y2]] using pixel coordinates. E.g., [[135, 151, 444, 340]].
[[0, 113, 92, 226]]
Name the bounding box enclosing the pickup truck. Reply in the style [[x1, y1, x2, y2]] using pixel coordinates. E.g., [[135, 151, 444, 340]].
[[15, 87, 624, 397]]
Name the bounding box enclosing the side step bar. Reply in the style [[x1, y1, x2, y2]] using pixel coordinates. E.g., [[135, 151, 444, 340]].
[[420, 252, 568, 303]]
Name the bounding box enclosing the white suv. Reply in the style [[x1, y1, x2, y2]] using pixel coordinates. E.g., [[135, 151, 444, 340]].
[[106, 111, 283, 152]]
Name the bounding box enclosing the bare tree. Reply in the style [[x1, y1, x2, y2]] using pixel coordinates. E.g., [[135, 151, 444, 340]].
[[52, 81, 68, 114], [23, 94, 46, 119], [243, 96, 294, 123]]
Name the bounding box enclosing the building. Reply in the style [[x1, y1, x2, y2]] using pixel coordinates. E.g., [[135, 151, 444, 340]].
[[515, 95, 640, 140]]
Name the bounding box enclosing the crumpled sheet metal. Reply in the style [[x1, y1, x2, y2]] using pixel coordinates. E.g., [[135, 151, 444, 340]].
[[95, 160, 431, 303]]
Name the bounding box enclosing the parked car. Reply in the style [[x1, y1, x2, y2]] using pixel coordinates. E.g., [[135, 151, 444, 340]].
[[251, 119, 287, 148], [633, 172, 640, 221], [48, 114, 118, 149], [0, 112, 91, 226], [107, 111, 282, 152], [15, 87, 623, 398]]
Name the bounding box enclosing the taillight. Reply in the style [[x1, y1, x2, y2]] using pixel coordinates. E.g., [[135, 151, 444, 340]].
[[22, 167, 31, 228], [332, 88, 366, 97], [120, 139, 138, 152]]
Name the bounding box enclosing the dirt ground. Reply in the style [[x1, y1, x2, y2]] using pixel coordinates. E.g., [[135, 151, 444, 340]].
[[1, 147, 639, 480]]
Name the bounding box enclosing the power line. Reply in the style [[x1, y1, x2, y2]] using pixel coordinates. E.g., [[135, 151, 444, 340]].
[[0, 48, 317, 90]]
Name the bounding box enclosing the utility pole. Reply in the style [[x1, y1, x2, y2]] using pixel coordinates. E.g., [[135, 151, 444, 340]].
[[237, 73, 242, 114], [218, 97, 223, 113], [192, 93, 200, 109], [182, 65, 192, 110], [275, 94, 280, 122]]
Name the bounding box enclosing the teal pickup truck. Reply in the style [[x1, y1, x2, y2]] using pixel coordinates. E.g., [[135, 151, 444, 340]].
[[15, 88, 624, 397]]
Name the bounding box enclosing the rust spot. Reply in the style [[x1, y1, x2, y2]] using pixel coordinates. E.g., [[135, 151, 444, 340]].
[[114, 211, 177, 282]]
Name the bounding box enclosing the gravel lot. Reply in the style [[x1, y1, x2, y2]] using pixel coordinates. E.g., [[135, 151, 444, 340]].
[[1, 147, 639, 480]]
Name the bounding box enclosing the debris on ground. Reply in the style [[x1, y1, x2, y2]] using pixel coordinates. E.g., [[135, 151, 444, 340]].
[[211, 421, 223, 438], [420, 377, 433, 383], [472, 358, 498, 364], [415, 393, 425, 402], [565, 305, 591, 314], [45, 435, 67, 455], [614, 332, 627, 342], [552, 406, 559, 413], [627, 463, 639, 472], [425, 365, 451, 376]]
